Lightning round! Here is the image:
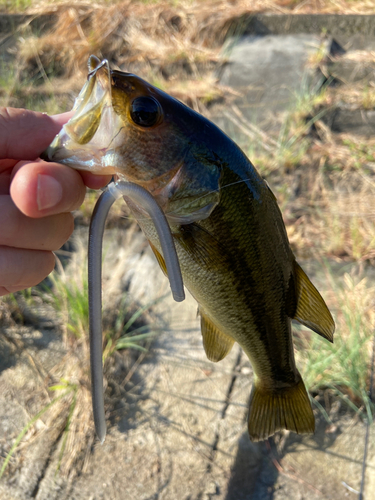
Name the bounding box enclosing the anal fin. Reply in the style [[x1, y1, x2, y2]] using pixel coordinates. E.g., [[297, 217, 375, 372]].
[[293, 261, 335, 342], [248, 375, 315, 442], [200, 309, 234, 362]]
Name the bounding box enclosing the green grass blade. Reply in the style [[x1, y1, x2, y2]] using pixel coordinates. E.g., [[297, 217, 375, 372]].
[[122, 293, 168, 333], [0, 391, 70, 480]]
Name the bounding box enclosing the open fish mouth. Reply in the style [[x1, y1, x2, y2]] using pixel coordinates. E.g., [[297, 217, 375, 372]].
[[42, 55, 222, 224], [42, 56, 124, 174]]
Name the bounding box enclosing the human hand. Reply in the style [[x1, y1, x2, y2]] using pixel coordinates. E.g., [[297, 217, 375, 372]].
[[0, 107, 111, 296]]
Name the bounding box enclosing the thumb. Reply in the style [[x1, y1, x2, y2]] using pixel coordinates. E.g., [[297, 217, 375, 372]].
[[0, 108, 73, 161]]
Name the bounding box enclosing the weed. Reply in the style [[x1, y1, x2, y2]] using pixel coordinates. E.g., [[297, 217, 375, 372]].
[[0, 57, 65, 111], [296, 269, 375, 422], [44, 257, 89, 340], [2, 0, 375, 14], [0, 237, 166, 477], [103, 293, 164, 360], [0, 0, 32, 11], [49, 379, 79, 473], [362, 84, 375, 110], [0, 388, 72, 480], [231, 76, 329, 178], [0, 288, 38, 326]]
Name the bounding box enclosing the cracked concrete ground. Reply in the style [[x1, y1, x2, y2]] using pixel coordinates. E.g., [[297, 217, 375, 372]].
[[0, 230, 261, 499], [1, 231, 374, 499]]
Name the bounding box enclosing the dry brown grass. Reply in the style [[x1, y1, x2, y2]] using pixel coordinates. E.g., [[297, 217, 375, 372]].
[[326, 82, 375, 109], [23, 0, 375, 67], [284, 131, 375, 261], [20, 2, 231, 78], [13, 0, 375, 104], [40, 347, 95, 477], [21, 0, 375, 17], [15, 1, 232, 106]]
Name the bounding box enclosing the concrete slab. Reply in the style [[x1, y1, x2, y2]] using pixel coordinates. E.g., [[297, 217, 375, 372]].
[[214, 34, 324, 142]]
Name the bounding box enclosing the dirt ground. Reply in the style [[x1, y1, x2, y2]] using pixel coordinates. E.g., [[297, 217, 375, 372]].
[[0, 230, 374, 499]]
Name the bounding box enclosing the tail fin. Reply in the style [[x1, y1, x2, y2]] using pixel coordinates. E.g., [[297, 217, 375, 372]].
[[248, 375, 315, 442]]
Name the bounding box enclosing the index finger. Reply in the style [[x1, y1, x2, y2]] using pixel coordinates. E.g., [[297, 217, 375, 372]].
[[0, 108, 72, 162]]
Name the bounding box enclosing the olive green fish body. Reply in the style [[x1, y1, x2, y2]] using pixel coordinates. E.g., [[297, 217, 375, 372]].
[[43, 56, 335, 441], [132, 135, 317, 440], [142, 154, 295, 377]]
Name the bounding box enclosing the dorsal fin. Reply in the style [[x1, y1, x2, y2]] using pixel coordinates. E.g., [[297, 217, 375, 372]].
[[149, 240, 168, 277], [200, 309, 234, 362], [293, 261, 335, 342]]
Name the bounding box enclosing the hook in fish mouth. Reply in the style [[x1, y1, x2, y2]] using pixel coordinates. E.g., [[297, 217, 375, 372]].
[[41, 56, 124, 174], [87, 55, 107, 75]]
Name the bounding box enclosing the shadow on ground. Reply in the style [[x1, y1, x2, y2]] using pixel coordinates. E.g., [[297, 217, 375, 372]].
[[225, 400, 373, 500]]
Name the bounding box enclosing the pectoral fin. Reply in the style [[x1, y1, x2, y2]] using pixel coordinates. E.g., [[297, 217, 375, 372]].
[[175, 223, 226, 271], [293, 261, 335, 342], [200, 310, 234, 362], [149, 241, 168, 277]]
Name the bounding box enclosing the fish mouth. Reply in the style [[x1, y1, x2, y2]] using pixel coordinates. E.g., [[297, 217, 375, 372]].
[[42, 56, 125, 174], [42, 56, 221, 224]]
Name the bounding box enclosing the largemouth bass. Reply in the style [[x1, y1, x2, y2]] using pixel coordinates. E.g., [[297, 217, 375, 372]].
[[43, 56, 335, 441]]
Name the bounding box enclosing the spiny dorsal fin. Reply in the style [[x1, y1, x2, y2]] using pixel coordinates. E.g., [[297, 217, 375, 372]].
[[293, 261, 335, 342], [200, 309, 234, 362], [149, 241, 168, 277], [248, 374, 315, 442]]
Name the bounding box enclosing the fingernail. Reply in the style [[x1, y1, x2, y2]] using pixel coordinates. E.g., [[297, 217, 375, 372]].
[[37, 174, 63, 211], [50, 111, 75, 127]]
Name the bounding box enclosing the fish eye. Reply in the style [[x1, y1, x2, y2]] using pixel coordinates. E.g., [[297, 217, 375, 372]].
[[130, 96, 162, 127]]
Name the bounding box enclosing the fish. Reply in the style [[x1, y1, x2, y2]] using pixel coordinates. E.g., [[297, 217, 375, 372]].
[[43, 56, 335, 441]]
